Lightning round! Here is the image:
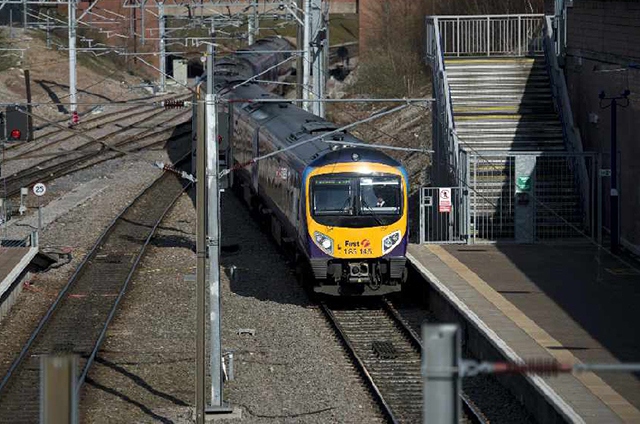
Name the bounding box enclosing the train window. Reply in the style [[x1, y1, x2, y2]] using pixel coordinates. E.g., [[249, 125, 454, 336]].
[[359, 176, 401, 215], [310, 174, 402, 226], [312, 178, 354, 216]]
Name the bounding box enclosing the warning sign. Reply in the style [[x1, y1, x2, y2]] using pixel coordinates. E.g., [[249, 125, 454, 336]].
[[439, 188, 452, 213]]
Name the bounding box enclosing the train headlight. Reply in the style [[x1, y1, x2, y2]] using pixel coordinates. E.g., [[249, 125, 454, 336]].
[[314, 231, 333, 255], [382, 231, 401, 254]]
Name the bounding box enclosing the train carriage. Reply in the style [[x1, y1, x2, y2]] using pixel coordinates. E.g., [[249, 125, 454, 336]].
[[195, 38, 409, 296]]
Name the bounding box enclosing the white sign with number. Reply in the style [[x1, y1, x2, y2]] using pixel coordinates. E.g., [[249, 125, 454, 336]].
[[33, 183, 46, 197], [439, 188, 452, 213]]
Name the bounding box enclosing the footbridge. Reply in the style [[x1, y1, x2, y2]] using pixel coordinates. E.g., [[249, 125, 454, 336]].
[[423, 15, 598, 245]]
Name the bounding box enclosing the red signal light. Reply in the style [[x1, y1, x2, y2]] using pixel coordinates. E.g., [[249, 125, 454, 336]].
[[10, 129, 21, 140]]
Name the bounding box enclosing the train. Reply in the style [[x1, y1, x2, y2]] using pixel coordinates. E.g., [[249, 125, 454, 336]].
[[194, 37, 409, 296]]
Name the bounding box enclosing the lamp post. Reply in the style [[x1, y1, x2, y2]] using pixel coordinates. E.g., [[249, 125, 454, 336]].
[[599, 89, 630, 254]]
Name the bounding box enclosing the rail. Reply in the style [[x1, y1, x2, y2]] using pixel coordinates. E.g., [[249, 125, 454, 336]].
[[0, 153, 191, 421], [542, 16, 591, 236], [431, 14, 545, 57], [320, 299, 488, 423]]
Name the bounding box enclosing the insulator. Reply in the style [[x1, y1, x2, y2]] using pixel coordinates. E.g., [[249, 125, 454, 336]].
[[163, 100, 186, 109]]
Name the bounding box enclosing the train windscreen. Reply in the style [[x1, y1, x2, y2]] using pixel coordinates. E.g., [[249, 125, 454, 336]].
[[311, 174, 403, 227]]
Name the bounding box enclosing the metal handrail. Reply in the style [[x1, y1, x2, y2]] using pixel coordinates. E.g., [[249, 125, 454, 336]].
[[428, 14, 545, 19], [542, 15, 591, 233], [430, 14, 545, 57], [425, 16, 458, 186]]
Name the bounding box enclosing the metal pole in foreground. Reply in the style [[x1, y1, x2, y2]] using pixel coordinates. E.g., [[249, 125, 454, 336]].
[[40, 355, 78, 424], [68, 0, 77, 117], [158, 2, 166, 93], [310, 0, 326, 118], [422, 324, 460, 424], [247, 7, 255, 45], [302, 0, 312, 112], [609, 97, 619, 254], [206, 38, 225, 411], [599, 89, 629, 254], [295, 0, 304, 108], [195, 90, 206, 424]]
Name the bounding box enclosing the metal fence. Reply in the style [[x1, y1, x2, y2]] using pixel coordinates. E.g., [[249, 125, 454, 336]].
[[0, 231, 38, 248], [419, 152, 601, 245], [419, 187, 467, 244], [432, 14, 545, 57], [466, 152, 600, 244]]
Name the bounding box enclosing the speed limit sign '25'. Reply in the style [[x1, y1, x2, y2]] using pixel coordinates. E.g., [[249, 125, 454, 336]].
[[33, 183, 46, 197]]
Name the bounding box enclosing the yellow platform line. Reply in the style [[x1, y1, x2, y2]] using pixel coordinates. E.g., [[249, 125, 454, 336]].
[[427, 244, 640, 423]]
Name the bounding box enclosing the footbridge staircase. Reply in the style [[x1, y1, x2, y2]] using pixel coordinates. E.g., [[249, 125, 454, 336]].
[[423, 15, 597, 244]]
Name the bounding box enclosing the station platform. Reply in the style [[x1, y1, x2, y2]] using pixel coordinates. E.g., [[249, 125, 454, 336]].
[[407, 243, 640, 424], [0, 246, 39, 318]]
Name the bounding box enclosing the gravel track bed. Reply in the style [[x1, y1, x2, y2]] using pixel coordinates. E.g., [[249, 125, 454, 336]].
[[80, 190, 386, 423], [0, 134, 189, 380], [391, 298, 536, 423]]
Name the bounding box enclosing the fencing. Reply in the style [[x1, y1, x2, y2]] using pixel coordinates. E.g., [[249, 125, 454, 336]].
[[0, 231, 38, 248], [420, 152, 601, 245], [420, 187, 467, 244], [432, 14, 545, 57]]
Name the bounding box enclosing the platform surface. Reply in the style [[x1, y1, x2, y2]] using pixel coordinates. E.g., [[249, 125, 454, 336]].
[[408, 243, 640, 424], [0, 247, 37, 298]]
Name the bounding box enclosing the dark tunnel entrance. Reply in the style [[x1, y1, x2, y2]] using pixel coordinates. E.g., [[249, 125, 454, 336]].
[[187, 58, 204, 79]]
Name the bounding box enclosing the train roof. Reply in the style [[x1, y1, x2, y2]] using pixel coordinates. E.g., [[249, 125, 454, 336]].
[[226, 83, 403, 170]]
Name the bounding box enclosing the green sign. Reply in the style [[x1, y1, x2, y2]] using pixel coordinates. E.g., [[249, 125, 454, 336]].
[[516, 176, 531, 192]]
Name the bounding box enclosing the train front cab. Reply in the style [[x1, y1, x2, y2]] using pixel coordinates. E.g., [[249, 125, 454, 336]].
[[304, 160, 408, 296]]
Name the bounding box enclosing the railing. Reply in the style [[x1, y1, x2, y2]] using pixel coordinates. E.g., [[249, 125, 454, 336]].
[[464, 152, 598, 244], [0, 231, 38, 248], [433, 14, 545, 57], [542, 16, 591, 234], [425, 17, 458, 186]]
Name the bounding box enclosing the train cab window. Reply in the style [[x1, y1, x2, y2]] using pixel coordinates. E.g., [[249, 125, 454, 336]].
[[310, 173, 403, 228], [312, 178, 354, 215], [359, 176, 401, 215]]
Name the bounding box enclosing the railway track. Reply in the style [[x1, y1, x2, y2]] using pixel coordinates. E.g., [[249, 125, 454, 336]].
[[4, 96, 189, 164], [4, 93, 187, 158], [320, 297, 488, 424], [1, 111, 191, 197], [0, 154, 192, 423]]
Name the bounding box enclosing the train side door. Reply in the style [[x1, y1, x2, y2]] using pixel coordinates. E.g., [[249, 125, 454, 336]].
[[251, 128, 259, 192]]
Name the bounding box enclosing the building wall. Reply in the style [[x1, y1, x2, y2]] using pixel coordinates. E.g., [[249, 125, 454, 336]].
[[564, 0, 640, 249], [328, 0, 357, 14]]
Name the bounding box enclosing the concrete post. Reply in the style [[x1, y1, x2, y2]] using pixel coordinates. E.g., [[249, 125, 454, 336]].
[[40, 355, 78, 424], [422, 324, 461, 424]]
